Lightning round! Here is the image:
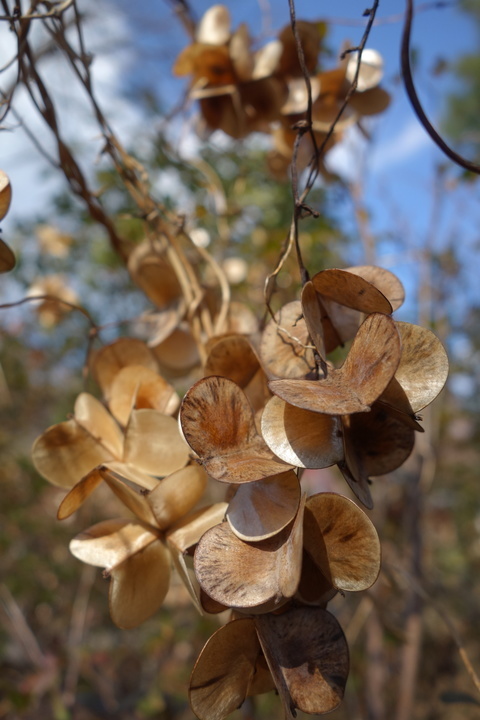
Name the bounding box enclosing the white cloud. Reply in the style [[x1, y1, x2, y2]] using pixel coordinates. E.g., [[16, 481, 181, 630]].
[[369, 118, 431, 173]]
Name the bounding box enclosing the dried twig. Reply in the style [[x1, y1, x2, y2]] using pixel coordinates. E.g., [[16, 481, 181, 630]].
[[401, 0, 480, 174]]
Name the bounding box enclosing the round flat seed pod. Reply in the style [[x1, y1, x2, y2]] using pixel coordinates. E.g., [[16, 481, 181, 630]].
[[147, 464, 208, 530], [0, 239, 15, 273], [32, 418, 114, 489], [0, 170, 12, 220], [346, 401, 415, 477], [109, 535, 170, 629], [123, 409, 189, 477], [260, 301, 315, 379], [346, 48, 384, 91], [312, 268, 392, 314], [270, 314, 401, 415], [70, 519, 157, 571], [180, 376, 291, 483], [108, 364, 179, 426], [392, 322, 449, 413], [346, 265, 404, 311], [90, 338, 157, 399], [74, 392, 124, 458], [194, 502, 304, 610], [255, 607, 349, 717], [189, 618, 262, 720], [205, 334, 260, 388], [196, 4, 231, 44], [226, 470, 300, 541], [304, 492, 381, 592], [262, 395, 343, 468]]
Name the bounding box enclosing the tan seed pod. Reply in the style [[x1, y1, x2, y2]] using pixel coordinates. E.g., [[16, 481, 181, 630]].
[[108, 534, 171, 629], [123, 409, 190, 477], [180, 376, 291, 483], [270, 313, 401, 415], [108, 364, 179, 426], [226, 470, 301, 541], [32, 418, 115, 489], [389, 321, 449, 413], [90, 338, 158, 399], [194, 496, 304, 610], [261, 395, 344, 468], [311, 268, 392, 314], [260, 301, 315, 379], [189, 618, 263, 720], [303, 492, 381, 592]]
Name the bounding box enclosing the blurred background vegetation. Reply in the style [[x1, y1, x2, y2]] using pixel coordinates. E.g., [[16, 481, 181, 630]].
[[1, 0, 480, 719]]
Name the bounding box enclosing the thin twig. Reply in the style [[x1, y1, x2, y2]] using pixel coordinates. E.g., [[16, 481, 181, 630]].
[[401, 0, 480, 174]]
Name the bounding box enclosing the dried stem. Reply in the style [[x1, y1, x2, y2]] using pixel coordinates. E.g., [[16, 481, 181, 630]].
[[401, 0, 480, 175]]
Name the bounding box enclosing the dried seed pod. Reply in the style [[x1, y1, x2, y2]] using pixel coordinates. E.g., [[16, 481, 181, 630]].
[[226, 470, 301, 541], [108, 365, 179, 426], [194, 496, 304, 610], [261, 396, 344, 468], [260, 301, 316, 379], [90, 338, 158, 399], [189, 618, 266, 720], [255, 607, 349, 717], [303, 493, 381, 592], [180, 376, 291, 483], [123, 409, 190, 477], [270, 313, 401, 415], [70, 519, 170, 629]]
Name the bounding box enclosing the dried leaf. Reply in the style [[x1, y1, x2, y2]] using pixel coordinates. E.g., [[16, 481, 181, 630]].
[[180, 376, 291, 483], [189, 618, 262, 720], [226, 470, 300, 541], [255, 607, 349, 717], [304, 493, 380, 591], [261, 396, 344, 468]]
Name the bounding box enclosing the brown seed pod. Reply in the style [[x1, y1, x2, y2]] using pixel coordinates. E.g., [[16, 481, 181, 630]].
[[255, 607, 349, 717], [303, 493, 381, 592], [180, 376, 291, 483], [270, 313, 401, 415]]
